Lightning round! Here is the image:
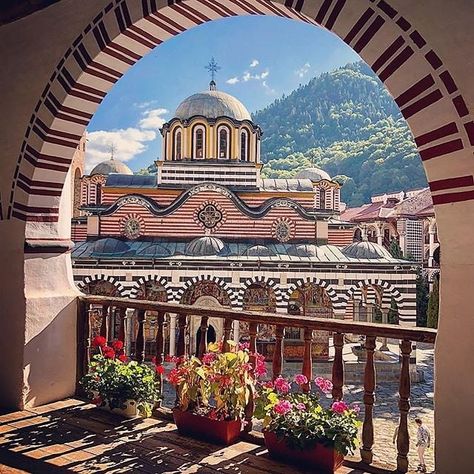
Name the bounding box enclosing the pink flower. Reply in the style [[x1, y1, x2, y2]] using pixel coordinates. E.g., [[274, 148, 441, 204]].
[[274, 400, 292, 415], [261, 380, 274, 389], [331, 401, 349, 414], [274, 376, 290, 394], [351, 403, 361, 415], [201, 352, 216, 365], [255, 357, 267, 378], [296, 402, 306, 411], [315, 377, 333, 394], [238, 342, 250, 350], [294, 374, 308, 386]]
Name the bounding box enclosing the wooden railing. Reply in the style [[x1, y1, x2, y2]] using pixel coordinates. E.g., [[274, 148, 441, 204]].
[[77, 295, 437, 473]]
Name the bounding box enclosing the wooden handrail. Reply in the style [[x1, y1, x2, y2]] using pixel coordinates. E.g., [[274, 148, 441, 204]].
[[79, 295, 437, 343]]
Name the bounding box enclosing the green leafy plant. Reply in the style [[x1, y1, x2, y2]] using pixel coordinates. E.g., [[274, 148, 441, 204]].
[[255, 375, 361, 455], [80, 336, 161, 418], [167, 341, 266, 421]]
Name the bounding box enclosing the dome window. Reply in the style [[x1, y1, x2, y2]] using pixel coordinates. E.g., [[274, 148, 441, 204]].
[[193, 125, 206, 159], [217, 126, 230, 159], [173, 128, 182, 160], [319, 188, 326, 209], [240, 129, 249, 161]]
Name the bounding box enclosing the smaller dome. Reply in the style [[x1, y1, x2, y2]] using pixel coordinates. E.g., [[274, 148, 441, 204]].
[[90, 158, 133, 176], [185, 236, 225, 256], [288, 244, 323, 258], [137, 242, 172, 258], [342, 241, 393, 259], [295, 167, 331, 182], [244, 245, 274, 257], [91, 238, 130, 255]]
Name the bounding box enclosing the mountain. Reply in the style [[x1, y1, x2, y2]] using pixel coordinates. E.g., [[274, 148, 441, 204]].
[[254, 62, 426, 206]]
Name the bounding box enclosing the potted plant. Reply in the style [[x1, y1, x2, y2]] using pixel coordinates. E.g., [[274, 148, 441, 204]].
[[167, 341, 266, 445], [80, 335, 162, 418], [254, 375, 361, 473]]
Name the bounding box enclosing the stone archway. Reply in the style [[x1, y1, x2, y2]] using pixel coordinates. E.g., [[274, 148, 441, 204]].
[[1, 2, 474, 471]]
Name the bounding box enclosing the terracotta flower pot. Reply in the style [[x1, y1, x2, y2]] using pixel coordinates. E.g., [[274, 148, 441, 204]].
[[264, 431, 344, 473], [173, 409, 242, 445]]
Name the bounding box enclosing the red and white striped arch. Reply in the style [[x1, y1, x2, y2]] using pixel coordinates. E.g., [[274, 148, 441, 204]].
[[9, 0, 474, 229]]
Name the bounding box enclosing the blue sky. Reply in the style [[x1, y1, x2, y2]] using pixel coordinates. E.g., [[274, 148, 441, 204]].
[[86, 15, 360, 172]]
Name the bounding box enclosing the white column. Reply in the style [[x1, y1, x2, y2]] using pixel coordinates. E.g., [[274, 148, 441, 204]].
[[169, 313, 176, 356], [233, 320, 240, 343], [376, 223, 383, 246], [428, 229, 436, 268], [125, 308, 135, 357]]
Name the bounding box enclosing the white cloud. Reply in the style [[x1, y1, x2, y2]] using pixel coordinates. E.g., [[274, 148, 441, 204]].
[[295, 62, 311, 78], [85, 128, 156, 172], [138, 108, 168, 129], [134, 100, 158, 109], [260, 70, 269, 79], [226, 76, 239, 85], [242, 69, 269, 82], [85, 107, 168, 172], [262, 81, 276, 95], [243, 71, 251, 82], [249, 59, 259, 68]]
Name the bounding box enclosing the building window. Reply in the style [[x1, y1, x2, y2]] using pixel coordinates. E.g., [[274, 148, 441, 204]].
[[193, 126, 205, 159], [319, 188, 326, 209], [217, 126, 230, 159], [173, 129, 182, 160], [96, 183, 102, 205], [240, 129, 249, 161]]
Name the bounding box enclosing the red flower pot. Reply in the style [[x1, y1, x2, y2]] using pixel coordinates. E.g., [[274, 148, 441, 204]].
[[264, 431, 344, 473], [173, 409, 242, 445]]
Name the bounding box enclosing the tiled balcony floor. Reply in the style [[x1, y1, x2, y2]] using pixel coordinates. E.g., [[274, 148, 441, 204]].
[[0, 399, 415, 473]]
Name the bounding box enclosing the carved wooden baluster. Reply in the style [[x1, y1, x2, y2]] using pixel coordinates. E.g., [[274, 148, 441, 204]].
[[176, 313, 188, 358], [272, 326, 284, 380], [135, 309, 146, 363], [244, 322, 259, 433], [100, 305, 109, 339], [222, 319, 233, 352], [84, 303, 93, 369], [361, 335, 376, 464], [301, 327, 313, 393], [332, 332, 344, 401], [396, 339, 412, 473], [155, 311, 165, 404], [198, 316, 209, 358], [118, 307, 126, 343]]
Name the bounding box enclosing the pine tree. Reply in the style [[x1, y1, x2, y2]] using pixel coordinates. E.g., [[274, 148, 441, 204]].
[[389, 239, 404, 259], [427, 276, 440, 328], [416, 269, 429, 327]]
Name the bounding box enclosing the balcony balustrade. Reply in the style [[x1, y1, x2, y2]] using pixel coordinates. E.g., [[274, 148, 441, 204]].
[[77, 295, 437, 473]]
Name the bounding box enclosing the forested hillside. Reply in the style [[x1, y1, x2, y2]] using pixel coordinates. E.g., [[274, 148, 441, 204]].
[[254, 62, 426, 206]]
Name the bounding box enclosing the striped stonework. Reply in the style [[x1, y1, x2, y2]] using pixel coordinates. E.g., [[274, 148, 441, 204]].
[[77, 273, 128, 297], [128, 275, 173, 301], [7, 0, 473, 229]]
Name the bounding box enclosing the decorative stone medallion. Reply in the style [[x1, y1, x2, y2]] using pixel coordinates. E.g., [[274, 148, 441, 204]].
[[120, 214, 144, 239], [272, 217, 294, 242], [194, 202, 225, 231]]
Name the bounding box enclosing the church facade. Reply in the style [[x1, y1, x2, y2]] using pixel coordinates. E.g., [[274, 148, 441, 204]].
[[71, 83, 418, 358]]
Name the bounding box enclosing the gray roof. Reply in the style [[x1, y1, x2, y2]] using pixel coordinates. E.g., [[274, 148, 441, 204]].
[[90, 158, 133, 176], [260, 178, 313, 192], [295, 167, 331, 182], [73, 238, 410, 265], [175, 90, 251, 121], [105, 174, 156, 188]]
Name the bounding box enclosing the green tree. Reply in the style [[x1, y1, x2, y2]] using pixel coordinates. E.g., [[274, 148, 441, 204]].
[[388, 239, 404, 259], [427, 276, 440, 328], [416, 269, 429, 327], [388, 298, 399, 324]]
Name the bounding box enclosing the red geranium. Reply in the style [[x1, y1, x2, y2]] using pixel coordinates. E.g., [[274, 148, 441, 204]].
[[155, 365, 165, 375], [92, 335, 107, 348], [102, 346, 115, 359], [118, 354, 128, 363], [112, 340, 124, 351]]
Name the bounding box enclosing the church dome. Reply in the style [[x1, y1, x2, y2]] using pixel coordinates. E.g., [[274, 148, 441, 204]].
[[175, 90, 252, 121], [244, 245, 274, 257], [342, 241, 393, 260], [90, 158, 133, 176], [288, 244, 324, 258], [185, 236, 225, 256], [295, 167, 331, 182]]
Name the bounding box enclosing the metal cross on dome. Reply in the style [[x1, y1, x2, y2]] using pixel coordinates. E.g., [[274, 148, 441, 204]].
[[205, 57, 221, 83]]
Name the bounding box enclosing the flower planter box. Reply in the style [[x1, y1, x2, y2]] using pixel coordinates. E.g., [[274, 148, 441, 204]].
[[99, 399, 140, 419], [264, 431, 344, 474], [173, 409, 241, 445]]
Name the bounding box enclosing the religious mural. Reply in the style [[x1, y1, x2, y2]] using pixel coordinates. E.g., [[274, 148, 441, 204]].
[[241, 283, 276, 341], [181, 280, 232, 307]]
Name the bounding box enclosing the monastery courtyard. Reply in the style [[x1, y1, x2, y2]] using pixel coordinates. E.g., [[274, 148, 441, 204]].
[[0, 341, 434, 474]]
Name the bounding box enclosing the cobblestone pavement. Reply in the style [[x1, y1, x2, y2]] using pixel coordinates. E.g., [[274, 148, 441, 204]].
[[161, 340, 435, 473]]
